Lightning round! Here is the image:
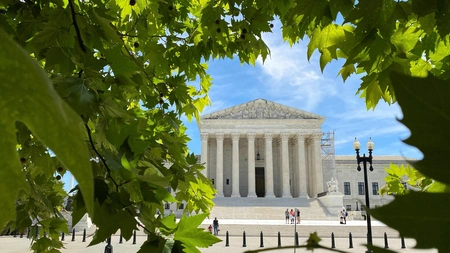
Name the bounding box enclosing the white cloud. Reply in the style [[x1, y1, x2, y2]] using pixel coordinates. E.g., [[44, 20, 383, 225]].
[[254, 29, 339, 112]]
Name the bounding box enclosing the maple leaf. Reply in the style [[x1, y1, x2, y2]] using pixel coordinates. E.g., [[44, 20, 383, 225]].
[[174, 213, 221, 252]]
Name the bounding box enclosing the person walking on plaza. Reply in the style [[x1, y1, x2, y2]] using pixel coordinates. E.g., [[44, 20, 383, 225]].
[[290, 209, 295, 224], [339, 210, 344, 224], [342, 209, 347, 224], [208, 225, 212, 234], [213, 217, 219, 235], [296, 208, 301, 224], [285, 209, 290, 224]]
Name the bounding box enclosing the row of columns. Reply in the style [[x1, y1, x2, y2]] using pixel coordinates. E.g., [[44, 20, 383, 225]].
[[200, 132, 324, 198]]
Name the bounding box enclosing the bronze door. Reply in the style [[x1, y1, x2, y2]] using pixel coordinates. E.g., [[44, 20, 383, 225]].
[[255, 167, 265, 197]]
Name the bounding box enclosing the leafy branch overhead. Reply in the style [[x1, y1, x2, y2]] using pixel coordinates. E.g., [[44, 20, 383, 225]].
[[2, 0, 450, 252]]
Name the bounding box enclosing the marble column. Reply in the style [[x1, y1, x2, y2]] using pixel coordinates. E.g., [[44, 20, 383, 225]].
[[247, 133, 257, 197], [312, 133, 324, 195], [296, 133, 309, 198], [231, 133, 241, 197], [280, 133, 291, 197], [200, 133, 209, 177], [215, 133, 224, 197], [306, 138, 315, 197], [264, 133, 275, 197]]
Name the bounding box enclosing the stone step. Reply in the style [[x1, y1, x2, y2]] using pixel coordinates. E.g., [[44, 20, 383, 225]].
[[210, 197, 334, 220]]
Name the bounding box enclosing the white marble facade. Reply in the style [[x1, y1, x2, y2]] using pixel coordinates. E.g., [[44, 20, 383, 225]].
[[199, 98, 326, 198]]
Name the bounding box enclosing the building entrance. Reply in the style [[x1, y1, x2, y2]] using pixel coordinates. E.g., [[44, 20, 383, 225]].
[[255, 167, 265, 197]]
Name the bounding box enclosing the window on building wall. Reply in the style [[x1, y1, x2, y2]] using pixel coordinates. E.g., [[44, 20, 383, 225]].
[[226, 179, 229, 185], [344, 182, 351, 195], [164, 203, 170, 210], [346, 205, 352, 211], [179, 203, 184, 210], [358, 182, 365, 195], [212, 179, 214, 185], [372, 182, 379, 195]]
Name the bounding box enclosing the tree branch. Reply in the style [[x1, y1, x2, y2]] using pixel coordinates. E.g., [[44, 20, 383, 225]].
[[82, 117, 119, 191], [68, 0, 86, 53], [125, 208, 152, 234]]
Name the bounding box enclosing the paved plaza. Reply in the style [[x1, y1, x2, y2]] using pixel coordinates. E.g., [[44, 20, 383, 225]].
[[0, 219, 438, 253]]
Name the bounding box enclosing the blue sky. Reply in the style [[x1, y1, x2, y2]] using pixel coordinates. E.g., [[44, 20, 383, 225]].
[[183, 26, 423, 160]]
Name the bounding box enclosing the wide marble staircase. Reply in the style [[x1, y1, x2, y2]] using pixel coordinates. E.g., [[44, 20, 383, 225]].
[[209, 197, 335, 220]]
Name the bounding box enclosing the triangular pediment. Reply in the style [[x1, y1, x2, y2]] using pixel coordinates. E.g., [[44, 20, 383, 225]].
[[201, 98, 324, 120]]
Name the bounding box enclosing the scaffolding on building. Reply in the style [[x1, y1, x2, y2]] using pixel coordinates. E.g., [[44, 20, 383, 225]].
[[321, 131, 336, 181]]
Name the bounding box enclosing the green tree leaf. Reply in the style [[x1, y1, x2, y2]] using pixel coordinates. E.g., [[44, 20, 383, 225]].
[[391, 72, 450, 185], [0, 28, 94, 228], [174, 213, 221, 251], [371, 192, 450, 251]]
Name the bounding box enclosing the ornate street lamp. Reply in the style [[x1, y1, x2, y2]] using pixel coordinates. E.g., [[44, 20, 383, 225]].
[[353, 137, 374, 253]]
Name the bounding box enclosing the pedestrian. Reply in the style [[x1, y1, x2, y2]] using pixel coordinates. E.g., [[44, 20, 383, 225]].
[[296, 208, 301, 224], [339, 210, 344, 224], [290, 209, 295, 224], [342, 209, 347, 224], [213, 217, 219, 235], [285, 209, 289, 224], [208, 225, 212, 234]]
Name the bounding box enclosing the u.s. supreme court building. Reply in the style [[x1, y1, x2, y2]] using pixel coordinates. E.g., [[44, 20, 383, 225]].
[[194, 98, 407, 216]]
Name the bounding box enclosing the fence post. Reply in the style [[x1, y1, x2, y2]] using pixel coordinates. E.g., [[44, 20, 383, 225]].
[[295, 232, 299, 246], [331, 232, 335, 248], [71, 228, 75, 242], [384, 232, 389, 249], [225, 231, 229, 247], [133, 230, 137, 244], [349, 232, 353, 249], [82, 229, 86, 242], [61, 232, 65, 241], [260, 231, 264, 247], [242, 231, 247, 247], [104, 237, 113, 253], [401, 236, 406, 249], [277, 231, 281, 248], [119, 233, 123, 244]]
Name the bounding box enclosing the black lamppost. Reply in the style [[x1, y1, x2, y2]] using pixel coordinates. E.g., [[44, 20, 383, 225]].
[[353, 137, 374, 253]]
